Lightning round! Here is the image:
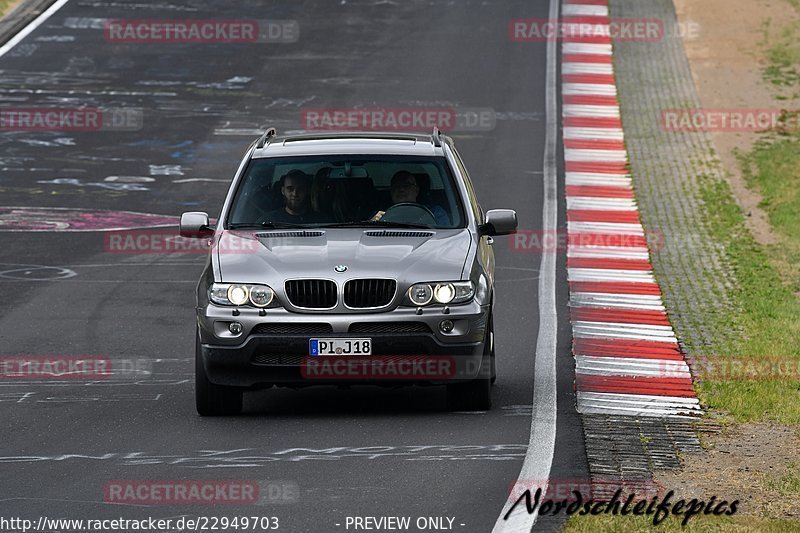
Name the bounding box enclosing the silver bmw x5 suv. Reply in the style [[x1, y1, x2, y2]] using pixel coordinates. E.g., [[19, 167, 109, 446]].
[[181, 128, 517, 415]]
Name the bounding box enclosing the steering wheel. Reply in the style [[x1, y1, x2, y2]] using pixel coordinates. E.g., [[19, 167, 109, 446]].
[[381, 202, 436, 225]]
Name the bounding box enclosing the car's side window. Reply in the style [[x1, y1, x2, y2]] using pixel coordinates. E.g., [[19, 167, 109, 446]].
[[451, 147, 483, 225]]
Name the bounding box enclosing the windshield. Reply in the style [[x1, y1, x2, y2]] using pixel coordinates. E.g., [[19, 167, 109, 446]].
[[226, 155, 465, 229]]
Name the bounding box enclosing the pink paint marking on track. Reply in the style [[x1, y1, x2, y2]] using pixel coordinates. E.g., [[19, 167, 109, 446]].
[[562, 73, 617, 85], [564, 139, 626, 150], [563, 116, 623, 128], [574, 338, 684, 360], [571, 308, 671, 326], [567, 210, 641, 223], [563, 54, 614, 64], [565, 185, 634, 198], [564, 0, 611, 5], [568, 281, 662, 296], [576, 375, 696, 397], [567, 257, 653, 270], [563, 94, 619, 106]]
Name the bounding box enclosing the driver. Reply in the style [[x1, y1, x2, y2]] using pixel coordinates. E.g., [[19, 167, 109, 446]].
[[371, 170, 449, 224]]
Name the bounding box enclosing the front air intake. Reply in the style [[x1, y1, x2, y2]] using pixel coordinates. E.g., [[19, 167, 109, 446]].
[[284, 280, 338, 309]]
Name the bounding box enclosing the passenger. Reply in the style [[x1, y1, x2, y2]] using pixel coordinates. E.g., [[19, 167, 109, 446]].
[[311, 167, 335, 221], [265, 169, 326, 224]]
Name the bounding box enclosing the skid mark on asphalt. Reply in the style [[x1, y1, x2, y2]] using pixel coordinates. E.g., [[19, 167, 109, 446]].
[[0, 207, 178, 232], [0, 264, 77, 280], [0, 445, 530, 467]]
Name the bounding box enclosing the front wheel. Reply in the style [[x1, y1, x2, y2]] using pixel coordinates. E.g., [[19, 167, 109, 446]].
[[195, 328, 243, 416]]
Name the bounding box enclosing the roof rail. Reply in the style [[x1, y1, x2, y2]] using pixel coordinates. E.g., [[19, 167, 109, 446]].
[[255, 127, 277, 149], [432, 127, 442, 147], [282, 132, 420, 143]]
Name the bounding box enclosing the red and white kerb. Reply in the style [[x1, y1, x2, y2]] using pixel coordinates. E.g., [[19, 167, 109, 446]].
[[562, 0, 700, 418]]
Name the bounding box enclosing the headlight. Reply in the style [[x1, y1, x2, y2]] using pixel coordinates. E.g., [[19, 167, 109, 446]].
[[433, 283, 455, 304], [209, 283, 279, 308], [406, 281, 474, 306], [227, 285, 249, 306], [249, 286, 274, 307], [409, 284, 433, 306]]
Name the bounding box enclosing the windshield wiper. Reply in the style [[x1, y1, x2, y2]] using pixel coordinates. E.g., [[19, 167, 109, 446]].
[[227, 222, 309, 229], [317, 220, 433, 229]]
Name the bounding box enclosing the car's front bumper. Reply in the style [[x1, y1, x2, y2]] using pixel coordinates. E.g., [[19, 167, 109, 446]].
[[197, 302, 490, 388]]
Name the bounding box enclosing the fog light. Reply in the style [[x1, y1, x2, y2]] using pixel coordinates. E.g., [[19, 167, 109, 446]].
[[439, 319, 454, 333], [229, 322, 243, 335]]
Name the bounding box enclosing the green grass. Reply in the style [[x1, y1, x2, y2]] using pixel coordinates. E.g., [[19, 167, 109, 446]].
[[760, 14, 800, 91], [763, 462, 800, 498], [692, 171, 800, 424], [739, 132, 800, 288], [688, 0, 800, 423], [562, 514, 800, 532], [0, 0, 21, 19]]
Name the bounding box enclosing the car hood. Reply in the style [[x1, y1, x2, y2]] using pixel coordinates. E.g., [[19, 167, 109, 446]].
[[215, 228, 473, 283]]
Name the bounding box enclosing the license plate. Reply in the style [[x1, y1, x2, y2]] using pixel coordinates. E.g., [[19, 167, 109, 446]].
[[309, 338, 372, 356]]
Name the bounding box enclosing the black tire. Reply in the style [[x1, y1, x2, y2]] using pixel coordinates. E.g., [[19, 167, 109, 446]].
[[488, 314, 497, 385], [446, 315, 493, 411], [195, 328, 243, 416]]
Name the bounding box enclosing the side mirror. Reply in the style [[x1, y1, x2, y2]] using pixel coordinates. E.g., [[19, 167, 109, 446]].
[[480, 209, 518, 236], [180, 212, 213, 238]]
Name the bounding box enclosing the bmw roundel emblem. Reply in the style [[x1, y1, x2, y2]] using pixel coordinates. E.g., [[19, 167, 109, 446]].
[[334, 265, 348, 273]]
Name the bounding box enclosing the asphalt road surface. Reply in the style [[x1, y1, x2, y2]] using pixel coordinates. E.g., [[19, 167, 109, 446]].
[[0, 1, 586, 531]]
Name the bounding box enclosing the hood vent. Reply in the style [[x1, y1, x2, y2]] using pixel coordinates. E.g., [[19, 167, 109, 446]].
[[364, 230, 434, 238], [256, 230, 325, 239]]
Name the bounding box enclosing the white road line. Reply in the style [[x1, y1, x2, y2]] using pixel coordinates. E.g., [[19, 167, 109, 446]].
[[576, 356, 691, 377], [562, 4, 609, 16], [571, 293, 665, 311], [568, 221, 644, 234], [577, 392, 701, 417], [561, 23, 611, 37], [566, 197, 638, 210], [0, 0, 71, 58], [577, 391, 701, 407], [567, 248, 651, 260], [562, 62, 614, 75], [567, 268, 656, 283], [564, 148, 628, 161], [493, 0, 559, 530], [566, 172, 631, 186], [573, 327, 678, 344], [573, 321, 674, 333], [563, 126, 625, 140], [571, 292, 662, 303], [562, 42, 613, 55], [563, 104, 621, 117], [562, 83, 618, 96]]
